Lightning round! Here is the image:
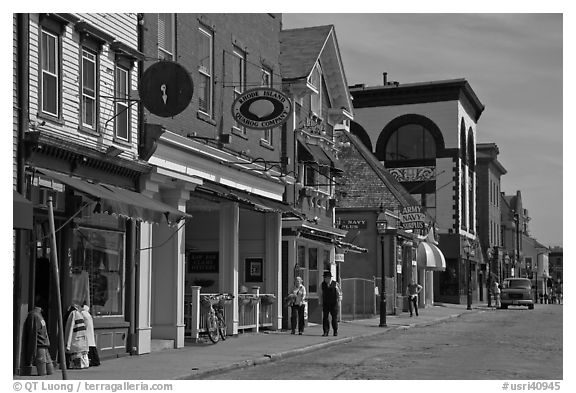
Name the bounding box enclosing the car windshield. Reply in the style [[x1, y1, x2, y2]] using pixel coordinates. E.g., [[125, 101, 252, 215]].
[[504, 279, 531, 289]]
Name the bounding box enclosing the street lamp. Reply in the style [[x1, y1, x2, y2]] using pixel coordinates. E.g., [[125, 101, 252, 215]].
[[463, 239, 475, 310], [487, 248, 493, 308], [376, 210, 388, 327], [513, 212, 521, 278]]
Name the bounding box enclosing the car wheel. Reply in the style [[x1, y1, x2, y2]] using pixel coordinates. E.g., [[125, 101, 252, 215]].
[[501, 305, 508, 309], [528, 304, 534, 310]]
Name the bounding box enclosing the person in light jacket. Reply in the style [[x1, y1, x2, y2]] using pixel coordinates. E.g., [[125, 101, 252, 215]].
[[81, 305, 100, 366], [290, 276, 307, 335]]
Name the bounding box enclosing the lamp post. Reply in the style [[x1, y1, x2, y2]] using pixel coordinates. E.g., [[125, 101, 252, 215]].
[[487, 248, 493, 308], [463, 239, 475, 310], [513, 212, 520, 278], [376, 210, 388, 327]]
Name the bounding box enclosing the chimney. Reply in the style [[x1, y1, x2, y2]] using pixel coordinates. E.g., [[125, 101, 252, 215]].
[[383, 72, 388, 85]]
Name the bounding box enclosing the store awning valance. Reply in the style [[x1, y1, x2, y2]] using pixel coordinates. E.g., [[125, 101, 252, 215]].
[[417, 241, 446, 271], [335, 239, 368, 254], [298, 140, 331, 166], [13, 190, 33, 230], [196, 182, 302, 218], [36, 168, 190, 225]]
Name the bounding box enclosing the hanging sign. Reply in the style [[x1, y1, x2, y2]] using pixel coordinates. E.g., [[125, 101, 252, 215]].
[[400, 205, 426, 230], [139, 61, 194, 118], [231, 87, 291, 130]]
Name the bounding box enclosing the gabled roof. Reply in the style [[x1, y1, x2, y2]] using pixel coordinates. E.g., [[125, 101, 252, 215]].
[[280, 25, 334, 80], [280, 25, 353, 116], [336, 130, 419, 210]]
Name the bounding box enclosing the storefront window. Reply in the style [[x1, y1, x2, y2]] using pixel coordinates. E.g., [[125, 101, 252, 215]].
[[71, 226, 125, 317], [309, 248, 318, 294], [323, 250, 330, 271]]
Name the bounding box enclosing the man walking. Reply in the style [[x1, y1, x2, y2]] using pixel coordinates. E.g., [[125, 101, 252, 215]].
[[320, 271, 341, 336], [407, 280, 423, 317]]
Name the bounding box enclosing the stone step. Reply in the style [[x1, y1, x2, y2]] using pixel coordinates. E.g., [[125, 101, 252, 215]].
[[150, 339, 174, 352]]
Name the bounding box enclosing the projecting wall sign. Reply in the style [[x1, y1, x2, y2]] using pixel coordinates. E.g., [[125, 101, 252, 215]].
[[139, 61, 194, 118], [231, 88, 291, 130]]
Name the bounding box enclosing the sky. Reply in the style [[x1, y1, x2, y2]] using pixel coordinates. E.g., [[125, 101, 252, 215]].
[[282, 12, 564, 248]]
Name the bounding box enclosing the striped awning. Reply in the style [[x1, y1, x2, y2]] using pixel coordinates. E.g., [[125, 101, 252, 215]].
[[417, 241, 446, 271]]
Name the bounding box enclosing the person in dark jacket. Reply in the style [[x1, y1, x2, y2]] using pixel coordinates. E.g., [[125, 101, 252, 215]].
[[319, 271, 341, 336], [21, 307, 54, 376]]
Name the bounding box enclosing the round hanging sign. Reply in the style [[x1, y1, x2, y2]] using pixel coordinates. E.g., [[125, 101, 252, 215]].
[[231, 87, 292, 130], [139, 61, 194, 118]]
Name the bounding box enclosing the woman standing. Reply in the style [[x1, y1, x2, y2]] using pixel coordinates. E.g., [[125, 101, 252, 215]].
[[290, 277, 306, 335]]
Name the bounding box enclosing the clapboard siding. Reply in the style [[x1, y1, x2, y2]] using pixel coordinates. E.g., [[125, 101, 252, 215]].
[[13, 14, 18, 189], [28, 13, 139, 159]]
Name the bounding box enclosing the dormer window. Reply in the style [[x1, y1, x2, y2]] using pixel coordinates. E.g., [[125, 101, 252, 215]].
[[309, 62, 322, 118]]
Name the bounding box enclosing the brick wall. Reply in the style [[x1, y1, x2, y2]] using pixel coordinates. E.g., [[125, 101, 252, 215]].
[[141, 13, 283, 165]]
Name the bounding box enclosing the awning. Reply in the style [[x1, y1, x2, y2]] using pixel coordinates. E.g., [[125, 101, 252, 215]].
[[417, 241, 446, 271], [297, 137, 344, 175], [335, 239, 368, 254], [36, 168, 190, 225], [196, 182, 302, 218], [298, 140, 331, 166], [13, 190, 33, 230]]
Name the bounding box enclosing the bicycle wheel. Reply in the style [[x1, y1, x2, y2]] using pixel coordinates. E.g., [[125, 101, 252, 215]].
[[206, 310, 220, 344], [217, 311, 227, 341]]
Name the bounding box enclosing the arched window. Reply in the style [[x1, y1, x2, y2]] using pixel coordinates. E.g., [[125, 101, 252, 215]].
[[384, 123, 436, 161], [460, 118, 467, 229], [460, 119, 467, 164], [467, 127, 475, 232]]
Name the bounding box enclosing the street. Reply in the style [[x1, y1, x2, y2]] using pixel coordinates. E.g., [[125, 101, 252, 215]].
[[203, 304, 562, 380]]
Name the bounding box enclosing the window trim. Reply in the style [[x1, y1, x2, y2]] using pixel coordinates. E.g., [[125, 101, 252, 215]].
[[158, 13, 176, 61], [39, 27, 61, 120], [260, 67, 273, 144], [197, 25, 213, 117], [232, 46, 246, 134], [80, 47, 98, 132], [114, 65, 130, 143], [308, 62, 322, 118]]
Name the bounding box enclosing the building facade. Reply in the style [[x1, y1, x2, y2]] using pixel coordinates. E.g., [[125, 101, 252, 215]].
[[14, 13, 356, 373], [349, 78, 485, 305], [476, 142, 507, 300], [13, 13, 198, 375], [335, 130, 445, 317]]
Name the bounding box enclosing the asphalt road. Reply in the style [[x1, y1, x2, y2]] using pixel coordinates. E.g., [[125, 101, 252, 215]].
[[204, 304, 563, 380]]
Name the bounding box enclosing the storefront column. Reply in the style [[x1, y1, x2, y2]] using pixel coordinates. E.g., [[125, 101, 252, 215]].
[[136, 221, 153, 354], [219, 202, 239, 336], [425, 270, 434, 306], [265, 212, 282, 330], [151, 188, 190, 348]]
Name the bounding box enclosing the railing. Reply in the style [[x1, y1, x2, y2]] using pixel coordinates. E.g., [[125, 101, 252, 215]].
[[185, 286, 277, 340]]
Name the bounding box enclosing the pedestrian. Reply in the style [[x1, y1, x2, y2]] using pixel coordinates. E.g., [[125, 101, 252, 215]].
[[290, 276, 306, 335], [407, 280, 423, 317], [492, 280, 501, 309], [319, 270, 341, 336]]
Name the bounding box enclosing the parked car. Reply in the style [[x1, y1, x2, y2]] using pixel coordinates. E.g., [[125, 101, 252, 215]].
[[500, 278, 534, 310]]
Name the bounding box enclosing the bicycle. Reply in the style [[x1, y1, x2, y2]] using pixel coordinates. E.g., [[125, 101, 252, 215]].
[[201, 294, 233, 344]]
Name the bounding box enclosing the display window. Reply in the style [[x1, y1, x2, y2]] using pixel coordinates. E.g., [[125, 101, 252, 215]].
[[71, 220, 125, 317]]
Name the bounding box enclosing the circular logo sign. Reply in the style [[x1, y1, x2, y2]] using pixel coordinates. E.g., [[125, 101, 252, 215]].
[[231, 88, 292, 130], [139, 61, 194, 118]]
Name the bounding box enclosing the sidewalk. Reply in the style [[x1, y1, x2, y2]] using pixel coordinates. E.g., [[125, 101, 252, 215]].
[[15, 303, 484, 380]]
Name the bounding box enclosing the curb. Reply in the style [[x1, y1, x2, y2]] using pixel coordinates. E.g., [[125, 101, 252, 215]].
[[179, 310, 470, 380]]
